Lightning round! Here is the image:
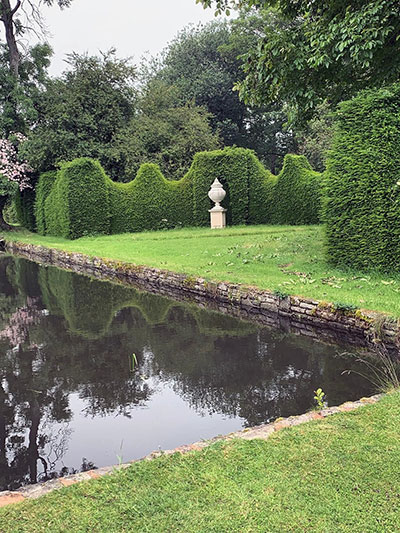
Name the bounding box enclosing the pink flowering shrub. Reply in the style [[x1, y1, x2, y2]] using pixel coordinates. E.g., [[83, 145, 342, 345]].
[[0, 133, 32, 194]]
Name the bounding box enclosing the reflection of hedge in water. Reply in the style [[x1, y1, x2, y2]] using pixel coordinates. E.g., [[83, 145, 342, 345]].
[[2, 256, 375, 431], [0, 256, 21, 298], [37, 265, 255, 340], [10, 258, 42, 298]]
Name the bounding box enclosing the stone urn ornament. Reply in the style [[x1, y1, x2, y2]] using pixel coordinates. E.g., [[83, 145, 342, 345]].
[[208, 178, 227, 229]]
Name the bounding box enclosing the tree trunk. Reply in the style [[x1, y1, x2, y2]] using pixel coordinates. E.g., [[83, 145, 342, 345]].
[[0, 0, 21, 77]]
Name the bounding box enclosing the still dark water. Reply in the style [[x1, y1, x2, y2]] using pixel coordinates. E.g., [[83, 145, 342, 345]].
[[0, 255, 374, 491]]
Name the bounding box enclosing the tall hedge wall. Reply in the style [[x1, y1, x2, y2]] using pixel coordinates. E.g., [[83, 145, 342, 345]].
[[109, 163, 194, 234], [15, 187, 36, 232], [45, 159, 110, 239], [272, 155, 322, 225], [325, 84, 400, 271], [35, 170, 57, 235], [36, 148, 321, 239]]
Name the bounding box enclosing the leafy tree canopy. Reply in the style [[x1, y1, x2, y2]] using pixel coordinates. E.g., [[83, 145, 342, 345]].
[[197, 1, 400, 122], [112, 80, 220, 181], [152, 19, 295, 171], [21, 50, 137, 179], [0, 42, 52, 136]]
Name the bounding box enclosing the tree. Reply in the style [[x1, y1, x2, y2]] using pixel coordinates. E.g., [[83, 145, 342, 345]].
[[21, 50, 137, 179], [153, 19, 295, 171], [112, 80, 220, 181], [197, 1, 400, 122], [0, 42, 52, 136], [0, 0, 72, 77], [297, 102, 334, 172], [157, 21, 246, 145]]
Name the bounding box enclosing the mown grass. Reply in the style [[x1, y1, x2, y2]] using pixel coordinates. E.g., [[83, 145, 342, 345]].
[[3, 225, 400, 316], [1, 392, 399, 533]]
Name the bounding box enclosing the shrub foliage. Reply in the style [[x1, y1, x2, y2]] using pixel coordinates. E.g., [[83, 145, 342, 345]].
[[325, 84, 400, 271], [35, 148, 321, 239], [34, 170, 57, 235], [45, 159, 110, 239], [272, 155, 322, 225], [15, 188, 36, 232]]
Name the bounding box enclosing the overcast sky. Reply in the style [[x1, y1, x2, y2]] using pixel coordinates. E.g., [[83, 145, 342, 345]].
[[38, 0, 218, 75]]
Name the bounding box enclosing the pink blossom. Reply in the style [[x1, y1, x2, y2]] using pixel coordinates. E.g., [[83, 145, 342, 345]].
[[0, 134, 32, 191]]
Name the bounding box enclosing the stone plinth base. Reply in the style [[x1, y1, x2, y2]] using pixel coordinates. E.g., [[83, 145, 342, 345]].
[[209, 205, 226, 229]]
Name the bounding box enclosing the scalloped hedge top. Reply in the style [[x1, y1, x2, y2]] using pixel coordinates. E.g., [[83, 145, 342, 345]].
[[33, 147, 322, 239]]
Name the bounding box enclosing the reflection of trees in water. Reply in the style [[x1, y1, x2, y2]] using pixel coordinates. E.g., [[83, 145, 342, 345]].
[[0, 256, 374, 490], [0, 341, 73, 490], [146, 316, 373, 426], [0, 296, 43, 349]]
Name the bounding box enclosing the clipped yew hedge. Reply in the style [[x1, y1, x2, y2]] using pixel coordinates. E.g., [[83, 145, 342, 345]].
[[34, 170, 57, 235], [45, 158, 110, 239], [15, 187, 36, 232], [109, 163, 194, 234], [272, 155, 322, 225], [36, 148, 321, 239], [325, 84, 400, 271]]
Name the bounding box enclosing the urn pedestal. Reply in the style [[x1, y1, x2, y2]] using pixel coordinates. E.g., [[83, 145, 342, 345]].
[[209, 205, 227, 229], [208, 178, 227, 229]]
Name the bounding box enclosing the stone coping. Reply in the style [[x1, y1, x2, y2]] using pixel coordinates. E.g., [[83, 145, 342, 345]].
[[2, 239, 400, 350], [0, 394, 383, 508]]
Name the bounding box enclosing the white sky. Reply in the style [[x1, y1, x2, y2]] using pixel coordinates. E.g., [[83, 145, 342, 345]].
[[40, 0, 218, 75]]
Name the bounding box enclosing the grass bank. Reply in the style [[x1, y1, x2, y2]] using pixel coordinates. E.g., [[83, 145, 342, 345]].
[[3, 225, 400, 317], [1, 392, 399, 532]]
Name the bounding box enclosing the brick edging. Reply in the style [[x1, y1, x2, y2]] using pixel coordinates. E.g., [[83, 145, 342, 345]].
[[0, 393, 383, 508]]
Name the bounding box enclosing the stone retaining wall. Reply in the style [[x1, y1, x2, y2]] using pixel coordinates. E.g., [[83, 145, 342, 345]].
[[3, 239, 400, 350]]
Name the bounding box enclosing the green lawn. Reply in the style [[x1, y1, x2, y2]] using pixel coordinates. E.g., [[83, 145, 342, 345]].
[[1, 392, 399, 532], [3, 225, 400, 316]]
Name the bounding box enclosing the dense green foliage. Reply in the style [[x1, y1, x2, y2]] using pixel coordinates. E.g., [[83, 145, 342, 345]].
[[34, 171, 57, 235], [325, 84, 400, 272], [113, 81, 220, 181], [21, 51, 137, 179], [297, 102, 334, 172], [154, 19, 295, 171], [272, 155, 322, 225], [20, 51, 222, 182], [109, 163, 193, 234], [37, 148, 321, 239], [15, 187, 36, 232], [45, 159, 110, 239], [0, 43, 52, 137], [198, 1, 400, 123]]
